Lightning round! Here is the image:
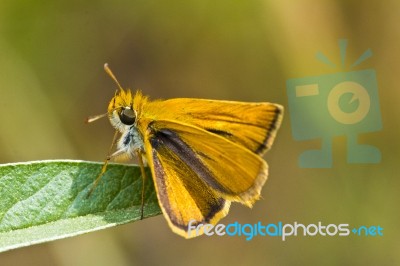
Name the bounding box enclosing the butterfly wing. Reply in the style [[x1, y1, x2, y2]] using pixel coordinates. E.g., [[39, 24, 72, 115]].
[[146, 136, 231, 238], [142, 119, 269, 237], [143, 98, 283, 155]]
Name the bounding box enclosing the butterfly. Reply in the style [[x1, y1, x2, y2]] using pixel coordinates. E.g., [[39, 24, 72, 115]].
[[87, 64, 284, 238]]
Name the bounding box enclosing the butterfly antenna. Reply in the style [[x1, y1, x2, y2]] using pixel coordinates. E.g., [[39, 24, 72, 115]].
[[104, 63, 124, 91], [85, 63, 121, 124], [86, 113, 108, 123]]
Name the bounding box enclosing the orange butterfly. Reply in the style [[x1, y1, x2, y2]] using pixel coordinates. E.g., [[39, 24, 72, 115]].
[[88, 64, 283, 238]]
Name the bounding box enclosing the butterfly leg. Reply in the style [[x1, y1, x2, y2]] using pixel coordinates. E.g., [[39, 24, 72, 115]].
[[136, 149, 147, 220], [87, 130, 119, 198]]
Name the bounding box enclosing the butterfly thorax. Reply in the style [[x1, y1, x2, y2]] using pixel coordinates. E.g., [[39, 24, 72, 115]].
[[107, 89, 149, 158]]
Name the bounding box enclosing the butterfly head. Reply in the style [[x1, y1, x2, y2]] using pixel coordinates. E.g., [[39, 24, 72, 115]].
[[108, 89, 137, 132], [86, 64, 147, 133]]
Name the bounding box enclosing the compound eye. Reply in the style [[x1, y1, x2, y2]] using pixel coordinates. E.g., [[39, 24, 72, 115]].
[[119, 108, 135, 125]]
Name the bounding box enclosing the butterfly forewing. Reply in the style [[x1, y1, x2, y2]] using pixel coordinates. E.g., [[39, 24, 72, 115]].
[[145, 133, 230, 238], [141, 118, 270, 237]]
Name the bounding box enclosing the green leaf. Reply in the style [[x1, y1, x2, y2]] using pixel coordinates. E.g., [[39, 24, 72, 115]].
[[0, 160, 162, 252]]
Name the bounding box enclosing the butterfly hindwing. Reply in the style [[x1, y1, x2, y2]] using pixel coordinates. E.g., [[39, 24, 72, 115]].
[[144, 98, 283, 155]]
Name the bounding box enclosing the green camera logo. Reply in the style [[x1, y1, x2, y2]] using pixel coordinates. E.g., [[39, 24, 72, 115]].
[[287, 40, 382, 168]]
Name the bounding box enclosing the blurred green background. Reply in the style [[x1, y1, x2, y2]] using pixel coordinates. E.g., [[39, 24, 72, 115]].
[[0, 0, 398, 265]]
